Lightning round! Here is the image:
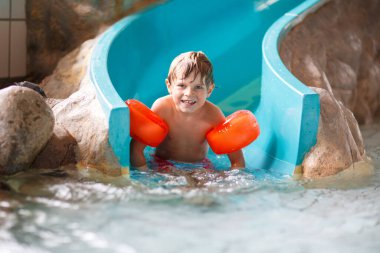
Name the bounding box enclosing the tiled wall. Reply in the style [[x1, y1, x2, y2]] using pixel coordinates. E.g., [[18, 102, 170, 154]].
[[0, 0, 26, 80]]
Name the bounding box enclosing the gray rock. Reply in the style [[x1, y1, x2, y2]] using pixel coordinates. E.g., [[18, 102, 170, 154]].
[[0, 87, 54, 175]]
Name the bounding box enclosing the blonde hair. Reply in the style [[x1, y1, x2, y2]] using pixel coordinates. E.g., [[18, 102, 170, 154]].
[[167, 51, 214, 87]]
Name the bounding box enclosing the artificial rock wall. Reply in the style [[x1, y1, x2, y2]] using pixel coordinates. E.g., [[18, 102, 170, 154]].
[[26, 0, 159, 82], [3, 0, 377, 178], [280, 0, 380, 177], [280, 0, 380, 124]]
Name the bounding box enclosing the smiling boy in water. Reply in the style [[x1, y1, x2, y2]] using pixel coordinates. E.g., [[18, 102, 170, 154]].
[[130, 51, 245, 171]]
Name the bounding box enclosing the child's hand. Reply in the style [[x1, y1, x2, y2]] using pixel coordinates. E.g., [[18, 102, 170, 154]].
[[228, 150, 245, 169], [231, 164, 245, 170], [134, 164, 149, 172]]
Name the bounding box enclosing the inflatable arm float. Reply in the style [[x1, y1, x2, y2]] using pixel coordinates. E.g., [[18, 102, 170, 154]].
[[126, 99, 260, 153]]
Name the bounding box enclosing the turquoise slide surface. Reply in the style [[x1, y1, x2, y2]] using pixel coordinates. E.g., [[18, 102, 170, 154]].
[[90, 0, 321, 175]]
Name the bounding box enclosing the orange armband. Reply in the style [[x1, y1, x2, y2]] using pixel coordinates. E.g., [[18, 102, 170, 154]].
[[206, 110, 260, 154], [126, 99, 169, 147]]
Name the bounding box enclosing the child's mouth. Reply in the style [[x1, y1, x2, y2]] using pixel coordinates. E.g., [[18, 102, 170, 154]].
[[181, 99, 196, 105]]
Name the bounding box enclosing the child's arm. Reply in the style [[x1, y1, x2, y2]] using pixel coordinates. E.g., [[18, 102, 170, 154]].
[[130, 138, 148, 171], [227, 150, 245, 169], [206, 103, 246, 169]]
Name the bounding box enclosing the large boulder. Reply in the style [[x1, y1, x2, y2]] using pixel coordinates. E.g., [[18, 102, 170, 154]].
[[0, 87, 54, 174]]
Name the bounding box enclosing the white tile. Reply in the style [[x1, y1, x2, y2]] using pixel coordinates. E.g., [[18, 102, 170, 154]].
[[0, 0, 10, 19], [0, 21, 9, 78], [10, 20, 26, 77], [11, 0, 25, 19]]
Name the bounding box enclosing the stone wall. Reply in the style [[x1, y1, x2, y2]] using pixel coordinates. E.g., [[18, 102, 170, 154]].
[[26, 0, 160, 82], [280, 0, 380, 124], [280, 0, 380, 177], [0, 0, 160, 175]]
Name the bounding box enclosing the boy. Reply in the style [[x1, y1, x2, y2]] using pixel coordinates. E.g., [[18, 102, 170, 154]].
[[130, 51, 245, 171]]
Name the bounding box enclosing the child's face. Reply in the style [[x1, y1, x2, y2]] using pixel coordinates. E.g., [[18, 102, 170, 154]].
[[166, 72, 213, 114]]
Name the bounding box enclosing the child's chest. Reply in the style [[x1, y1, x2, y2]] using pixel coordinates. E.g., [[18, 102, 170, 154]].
[[166, 115, 213, 140]]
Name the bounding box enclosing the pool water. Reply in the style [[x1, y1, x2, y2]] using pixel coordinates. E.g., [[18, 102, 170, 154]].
[[1, 122, 380, 253]]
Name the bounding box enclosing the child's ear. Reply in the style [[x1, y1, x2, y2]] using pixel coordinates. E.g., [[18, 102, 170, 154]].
[[207, 83, 215, 98], [165, 79, 171, 94]]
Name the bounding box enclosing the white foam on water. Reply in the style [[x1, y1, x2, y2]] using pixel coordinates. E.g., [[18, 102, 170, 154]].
[[1, 122, 380, 253]]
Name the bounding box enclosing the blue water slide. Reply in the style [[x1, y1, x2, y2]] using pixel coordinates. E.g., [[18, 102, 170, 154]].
[[90, 0, 321, 175]]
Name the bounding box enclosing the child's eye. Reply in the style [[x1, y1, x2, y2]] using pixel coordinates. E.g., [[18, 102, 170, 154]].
[[176, 84, 185, 88], [195, 85, 204, 89]]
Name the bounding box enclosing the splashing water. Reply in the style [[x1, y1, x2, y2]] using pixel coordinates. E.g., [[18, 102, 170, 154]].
[[1, 123, 380, 253]]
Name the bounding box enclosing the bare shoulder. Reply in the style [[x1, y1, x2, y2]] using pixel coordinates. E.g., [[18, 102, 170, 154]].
[[151, 95, 172, 117], [203, 101, 225, 125]]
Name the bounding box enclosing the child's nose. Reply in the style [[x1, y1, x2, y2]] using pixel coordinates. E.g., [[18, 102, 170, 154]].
[[184, 87, 193, 96]]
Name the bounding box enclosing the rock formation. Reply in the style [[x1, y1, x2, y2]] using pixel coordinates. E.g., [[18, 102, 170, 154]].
[[34, 39, 123, 176], [18, 0, 161, 176], [26, 0, 160, 82], [0, 1, 160, 176], [46, 74, 122, 176], [40, 39, 94, 99], [0, 87, 54, 175], [281, 0, 380, 124], [280, 0, 380, 177], [302, 88, 366, 178]]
